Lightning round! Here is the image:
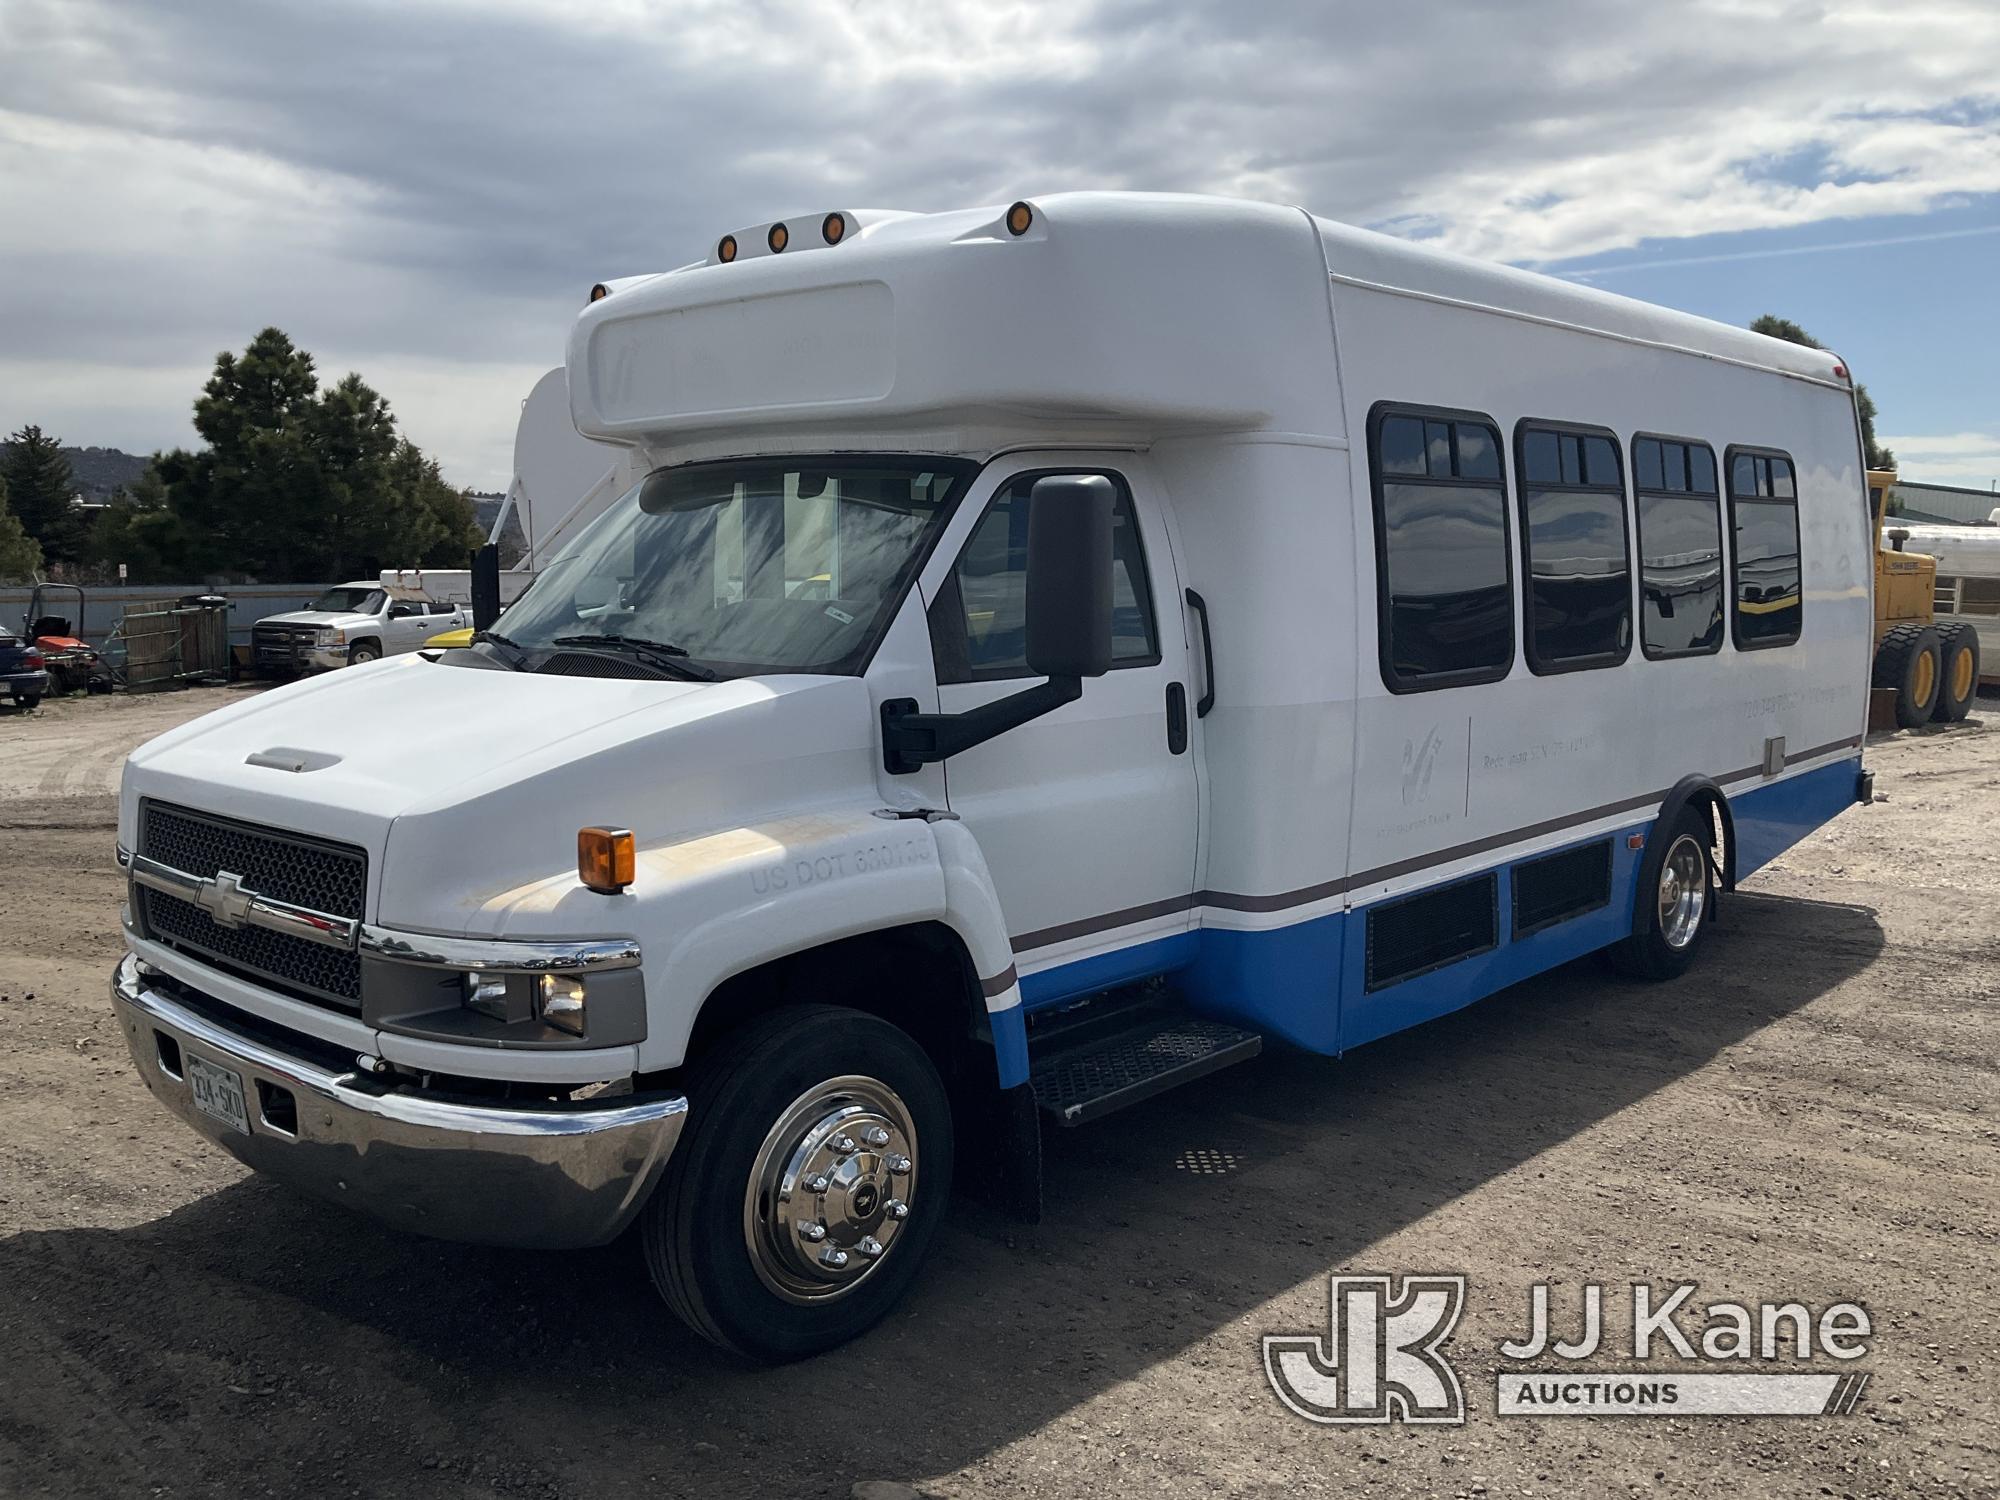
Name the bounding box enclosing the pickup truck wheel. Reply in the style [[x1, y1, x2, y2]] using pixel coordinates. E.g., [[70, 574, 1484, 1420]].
[[1605, 807, 1714, 981], [346, 641, 381, 666], [642, 1004, 952, 1362]]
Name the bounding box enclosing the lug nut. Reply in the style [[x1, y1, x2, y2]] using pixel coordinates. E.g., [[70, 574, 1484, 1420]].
[[830, 1134, 857, 1155], [804, 1173, 831, 1195], [798, 1221, 827, 1243], [863, 1125, 891, 1148], [818, 1246, 851, 1270], [885, 1153, 911, 1176], [855, 1236, 884, 1259], [884, 1198, 909, 1221]]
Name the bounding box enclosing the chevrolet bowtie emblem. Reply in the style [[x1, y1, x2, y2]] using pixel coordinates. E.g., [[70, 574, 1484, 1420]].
[[196, 870, 256, 929]]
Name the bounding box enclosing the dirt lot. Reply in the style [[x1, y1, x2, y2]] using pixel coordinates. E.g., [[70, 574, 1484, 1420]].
[[1, 686, 1995, 1499]]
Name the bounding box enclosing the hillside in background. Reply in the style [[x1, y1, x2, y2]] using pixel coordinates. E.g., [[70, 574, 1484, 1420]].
[[57, 445, 151, 501]]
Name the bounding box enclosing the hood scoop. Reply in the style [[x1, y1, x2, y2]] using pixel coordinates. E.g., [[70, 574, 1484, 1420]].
[[245, 746, 344, 774]]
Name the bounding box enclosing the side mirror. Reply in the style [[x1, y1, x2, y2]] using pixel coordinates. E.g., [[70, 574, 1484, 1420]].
[[1024, 475, 1115, 680], [388, 602, 419, 619]]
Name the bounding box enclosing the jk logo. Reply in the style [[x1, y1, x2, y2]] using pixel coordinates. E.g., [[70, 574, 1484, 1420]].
[[1264, 1274, 1467, 1424]]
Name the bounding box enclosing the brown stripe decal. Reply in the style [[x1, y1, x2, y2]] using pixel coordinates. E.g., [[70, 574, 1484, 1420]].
[[979, 964, 1019, 998], [1009, 740, 1865, 953]]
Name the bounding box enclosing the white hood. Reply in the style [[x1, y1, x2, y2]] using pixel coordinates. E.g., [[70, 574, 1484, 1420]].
[[255, 609, 377, 629], [121, 654, 884, 936]]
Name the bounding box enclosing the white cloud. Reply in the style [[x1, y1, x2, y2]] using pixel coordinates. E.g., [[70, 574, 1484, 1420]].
[[0, 0, 1996, 487], [1880, 433, 2000, 488]]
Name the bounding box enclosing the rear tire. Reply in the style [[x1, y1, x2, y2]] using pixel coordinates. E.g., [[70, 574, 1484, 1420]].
[[1872, 623, 1941, 729], [1934, 621, 1979, 723], [12, 693, 40, 711], [1607, 806, 1715, 981], [641, 1004, 953, 1363]]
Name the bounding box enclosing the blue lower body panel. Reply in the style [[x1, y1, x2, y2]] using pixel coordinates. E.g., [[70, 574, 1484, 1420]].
[[1016, 757, 1861, 1064]]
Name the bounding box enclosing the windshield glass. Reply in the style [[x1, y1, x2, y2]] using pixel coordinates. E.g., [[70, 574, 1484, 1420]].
[[495, 458, 972, 675], [311, 587, 385, 614]]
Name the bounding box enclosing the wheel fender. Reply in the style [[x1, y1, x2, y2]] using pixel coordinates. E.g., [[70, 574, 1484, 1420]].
[[929, 817, 1028, 1088], [348, 636, 382, 658], [629, 809, 953, 1071], [1640, 776, 1736, 930]]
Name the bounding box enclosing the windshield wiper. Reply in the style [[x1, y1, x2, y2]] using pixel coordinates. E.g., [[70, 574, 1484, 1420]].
[[551, 634, 717, 681], [470, 629, 529, 670]]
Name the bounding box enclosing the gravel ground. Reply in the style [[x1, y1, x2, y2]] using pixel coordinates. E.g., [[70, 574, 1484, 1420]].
[[0, 685, 1994, 1499]]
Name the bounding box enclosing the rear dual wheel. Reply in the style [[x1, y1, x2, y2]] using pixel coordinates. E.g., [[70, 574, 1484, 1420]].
[[1608, 806, 1715, 981], [1934, 621, 1980, 723], [1873, 623, 1942, 729]]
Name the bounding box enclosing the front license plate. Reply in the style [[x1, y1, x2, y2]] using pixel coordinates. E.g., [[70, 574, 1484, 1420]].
[[186, 1053, 251, 1134]]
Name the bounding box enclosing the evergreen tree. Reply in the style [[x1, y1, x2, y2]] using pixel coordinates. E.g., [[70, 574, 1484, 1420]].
[[0, 424, 88, 564], [0, 472, 45, 582]]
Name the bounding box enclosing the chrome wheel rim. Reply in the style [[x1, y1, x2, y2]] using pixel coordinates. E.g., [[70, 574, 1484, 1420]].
[[1657, 834, 1708, 950], [743, 1074, 918, 1305]]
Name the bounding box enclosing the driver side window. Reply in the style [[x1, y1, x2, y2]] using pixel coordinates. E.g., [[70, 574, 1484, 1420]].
[[929, 471, 1159, 684]]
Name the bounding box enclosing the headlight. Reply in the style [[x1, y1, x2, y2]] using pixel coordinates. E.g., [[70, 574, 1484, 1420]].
[[539, 974, 587, 1036], [315, 626, 341, 647], [460, 969, 586, 1036]]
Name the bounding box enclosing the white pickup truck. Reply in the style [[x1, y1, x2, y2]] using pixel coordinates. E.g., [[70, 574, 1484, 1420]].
[[251, 582, 466, 674], [111, 193, 1870, 1362]]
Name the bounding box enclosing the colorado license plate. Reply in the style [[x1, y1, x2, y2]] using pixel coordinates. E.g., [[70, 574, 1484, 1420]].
[[186, 1053, 250, 1134]]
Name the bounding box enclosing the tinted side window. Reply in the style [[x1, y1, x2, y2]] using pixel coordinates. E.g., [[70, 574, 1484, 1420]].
[[1369, 406, 1513, 690], [1514, 422, 1631, 672], [933, 472, 1158, 683], [1633, 435, 1725, 658], [1727, 447, 1802, 648]]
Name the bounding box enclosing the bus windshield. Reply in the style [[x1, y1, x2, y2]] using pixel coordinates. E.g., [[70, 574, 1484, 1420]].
[[495, 458, 972, 676]]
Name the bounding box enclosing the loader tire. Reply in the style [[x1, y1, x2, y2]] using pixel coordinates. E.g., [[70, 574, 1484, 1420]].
[[1872, 624, 1941, 729], [1934, 621, 1979, 723]]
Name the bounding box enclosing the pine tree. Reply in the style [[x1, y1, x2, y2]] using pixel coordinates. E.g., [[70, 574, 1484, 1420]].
[[0, 472, 46, 581], [0, 424, 88, 564]]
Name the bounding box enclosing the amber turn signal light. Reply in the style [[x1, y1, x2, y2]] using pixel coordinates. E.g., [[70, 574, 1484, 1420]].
[[822, 212, 847, 245], [767, 222, 789, 253], [588, 282, 609, 303], [717, 234, 737, 263], [1005, 201, 1033, 236], [578, 826, 635, 894]]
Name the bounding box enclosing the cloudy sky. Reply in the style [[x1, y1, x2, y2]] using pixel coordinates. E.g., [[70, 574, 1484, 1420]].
[[2, 0, 1997, 493]]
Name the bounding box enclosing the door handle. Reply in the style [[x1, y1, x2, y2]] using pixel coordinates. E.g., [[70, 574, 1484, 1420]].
[[1165, 682, 1188, 755]]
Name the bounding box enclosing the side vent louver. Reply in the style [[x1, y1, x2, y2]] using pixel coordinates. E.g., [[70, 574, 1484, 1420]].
[[1512, 840, 1613, 938], [1365, 873, 1498, 992]]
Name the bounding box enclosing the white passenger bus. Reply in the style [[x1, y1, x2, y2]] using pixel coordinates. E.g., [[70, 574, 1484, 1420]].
[[112, 193, 1873, 1360]]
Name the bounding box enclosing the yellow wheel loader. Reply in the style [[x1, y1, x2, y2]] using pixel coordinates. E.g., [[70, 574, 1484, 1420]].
[[1870, 469, 1981, 728]]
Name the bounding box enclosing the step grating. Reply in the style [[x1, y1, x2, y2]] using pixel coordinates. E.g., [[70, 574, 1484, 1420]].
[[1030, 1016, 1262, 1127]]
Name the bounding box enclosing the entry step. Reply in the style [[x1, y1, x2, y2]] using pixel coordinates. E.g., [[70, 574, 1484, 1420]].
[[1029, 1007, 1262, 1127]]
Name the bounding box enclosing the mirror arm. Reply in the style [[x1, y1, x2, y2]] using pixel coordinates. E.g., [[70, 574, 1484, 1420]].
[[880, 678, 1082, 775]]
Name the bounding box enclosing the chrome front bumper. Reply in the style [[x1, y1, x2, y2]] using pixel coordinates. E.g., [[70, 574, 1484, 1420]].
[[111, 954, 686, 1249]]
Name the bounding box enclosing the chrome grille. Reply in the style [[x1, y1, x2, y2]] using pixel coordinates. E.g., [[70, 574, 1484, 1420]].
[[135, 800, 367, 1009]]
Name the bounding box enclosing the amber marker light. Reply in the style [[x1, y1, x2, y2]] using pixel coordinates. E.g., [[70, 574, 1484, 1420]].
[[1006, 201, 1034, 236], [588, 282, 609, 303], [822, 212, 848, 245], [717, 234, 738, 263], [767, 221, 789, 253], [578, 826, 636, 894]]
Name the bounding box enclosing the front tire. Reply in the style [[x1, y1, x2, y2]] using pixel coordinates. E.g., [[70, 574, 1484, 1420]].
[[642, 1005, 953, 1362], [1607, 807, 1715, 980], [346, 641, 381, 666]]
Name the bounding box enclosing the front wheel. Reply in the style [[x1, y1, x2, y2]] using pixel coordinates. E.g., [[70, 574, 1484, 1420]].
[[346, 641, 381, 666], [642, 1004, 953, 1362], [1607, 807, 1715, 980]]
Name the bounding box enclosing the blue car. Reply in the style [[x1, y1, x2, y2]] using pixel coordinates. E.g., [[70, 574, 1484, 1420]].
[[0, 627, 49, 710]]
